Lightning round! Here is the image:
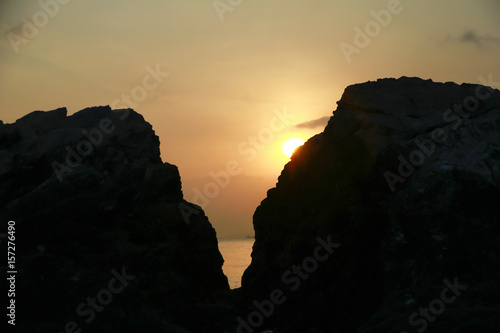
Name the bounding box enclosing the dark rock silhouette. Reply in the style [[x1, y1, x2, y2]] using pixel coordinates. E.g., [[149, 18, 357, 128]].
[[240, 77, 500, 332], [0, 106, 229, 332], [3, 78, 500, 333]]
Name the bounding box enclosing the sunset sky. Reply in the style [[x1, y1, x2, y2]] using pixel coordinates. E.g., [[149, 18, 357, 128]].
[[1, 0, 499, 238]]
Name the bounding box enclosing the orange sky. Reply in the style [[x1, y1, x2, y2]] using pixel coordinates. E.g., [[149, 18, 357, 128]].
[[1, 0, 499, 238]]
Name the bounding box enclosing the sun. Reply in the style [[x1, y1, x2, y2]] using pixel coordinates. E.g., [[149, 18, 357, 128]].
[[281, 138, 305, 158]]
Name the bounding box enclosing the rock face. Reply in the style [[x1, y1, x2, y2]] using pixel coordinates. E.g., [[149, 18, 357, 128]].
[[0, 106, 229, 332], [241, 78, 500, 332]]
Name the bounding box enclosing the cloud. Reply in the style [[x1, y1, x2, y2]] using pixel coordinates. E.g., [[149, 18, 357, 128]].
[[458, 29, 500, 47], [295, 116, 330, 129]]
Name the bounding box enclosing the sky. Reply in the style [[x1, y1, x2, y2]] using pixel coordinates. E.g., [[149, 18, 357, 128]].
[[1, 0, 499, 239]]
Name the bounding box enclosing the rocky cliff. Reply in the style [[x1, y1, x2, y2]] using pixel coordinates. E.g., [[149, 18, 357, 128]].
[[0, 106, 230, 332], [240, 77, 500, 332]]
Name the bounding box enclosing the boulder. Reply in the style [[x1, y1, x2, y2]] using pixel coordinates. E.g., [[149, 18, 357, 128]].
[[0, 106, 230, 332], [240, 77, 500, 332]]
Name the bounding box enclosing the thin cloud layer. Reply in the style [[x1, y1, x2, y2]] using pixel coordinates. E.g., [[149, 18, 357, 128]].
[[458, 29, 500, 47], [295, 116, 330, 129]]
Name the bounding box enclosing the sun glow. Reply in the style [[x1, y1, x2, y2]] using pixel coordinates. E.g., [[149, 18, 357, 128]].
[[281, 138, 305, 158]]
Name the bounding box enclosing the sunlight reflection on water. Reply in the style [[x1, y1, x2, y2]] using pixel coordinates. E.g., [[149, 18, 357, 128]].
[[219, 239, 254, 289]]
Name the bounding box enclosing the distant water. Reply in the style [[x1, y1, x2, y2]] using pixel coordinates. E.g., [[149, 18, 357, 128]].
[[219, 239, 254, 289]]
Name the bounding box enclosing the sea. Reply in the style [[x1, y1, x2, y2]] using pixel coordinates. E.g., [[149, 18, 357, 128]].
[[218, 239, 254, 289]]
